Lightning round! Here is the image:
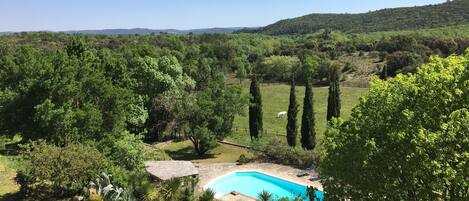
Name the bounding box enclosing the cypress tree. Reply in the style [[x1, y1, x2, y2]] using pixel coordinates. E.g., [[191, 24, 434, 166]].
[[301, 80, 316, 150], [327, 65, 341, 122], [249, 76, 262, 140], [380, 65, 388, 80], [286, 77, 298, 147]]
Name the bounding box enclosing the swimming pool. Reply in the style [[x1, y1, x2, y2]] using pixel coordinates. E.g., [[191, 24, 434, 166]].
[[204, 171, 324, 200]]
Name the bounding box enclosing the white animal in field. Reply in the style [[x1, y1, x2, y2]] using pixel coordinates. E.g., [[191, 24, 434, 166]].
[[277, 111, 287, 118]]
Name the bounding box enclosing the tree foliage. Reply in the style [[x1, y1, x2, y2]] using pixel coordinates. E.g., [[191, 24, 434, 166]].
[[177, 81, 246, 154], [17, 142, 110, 197], [300, 79, 316, 150], [327, 64, 341, 121], [300, 57, 318, 150], [320, 52, 469, 200], [248, 0, 469, 35], [286, 77, 298, 147], [249, 76, 263, 140]]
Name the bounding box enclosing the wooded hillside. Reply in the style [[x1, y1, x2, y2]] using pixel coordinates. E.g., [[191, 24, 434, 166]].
[[246, 0, 469, 35]]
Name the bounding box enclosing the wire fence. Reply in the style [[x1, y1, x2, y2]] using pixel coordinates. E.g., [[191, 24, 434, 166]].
[[231, 126, 286, 137]]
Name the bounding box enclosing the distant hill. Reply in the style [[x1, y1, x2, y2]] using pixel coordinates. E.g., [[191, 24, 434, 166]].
[[1, 27, 247, 36], [0, 32, 14, 36], [64, 27, 246, 35], [246, 0, 469, 35]]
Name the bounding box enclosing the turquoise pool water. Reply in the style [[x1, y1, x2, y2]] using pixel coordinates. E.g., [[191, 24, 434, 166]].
[[205, 171, 324, 200]]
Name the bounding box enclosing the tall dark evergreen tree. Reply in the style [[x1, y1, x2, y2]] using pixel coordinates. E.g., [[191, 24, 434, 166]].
[[286, 77, 298, 147], [300, 80, 315, 150], [249, 76, 263, 140], [380, 65, 389, 80], [327, 65, 341, 121]]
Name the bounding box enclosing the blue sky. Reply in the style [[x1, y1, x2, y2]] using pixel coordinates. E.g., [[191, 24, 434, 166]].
[[0, 0, 446, 32]]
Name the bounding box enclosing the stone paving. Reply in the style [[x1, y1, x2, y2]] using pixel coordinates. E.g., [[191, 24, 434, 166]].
[[219, 193, 257, 201], [195, 163, 323, 201]]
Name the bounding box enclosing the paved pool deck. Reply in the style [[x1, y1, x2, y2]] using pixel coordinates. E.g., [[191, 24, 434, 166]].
[[195, 163, 323, 201]]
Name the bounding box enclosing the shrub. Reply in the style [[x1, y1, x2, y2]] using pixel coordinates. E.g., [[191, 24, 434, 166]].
[[237, 154, 254, 165], [258, 190, 273, 201], [180, 187, 195, 201], [190, 126, 218, 155], [307, 186, 319, 201], [198, 188, 215, 201], [17, 142, 110, 197], [385, 51, 423, 77], [255, 139, 319, 169], [100, 132, 145, 171], [158, 178, 182, 201], [97, 132, 147, 187], [342, 61, 357, 72]]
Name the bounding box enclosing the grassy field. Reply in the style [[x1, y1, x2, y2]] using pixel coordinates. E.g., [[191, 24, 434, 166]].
[[156, 140, 252, 163], [0, 135, 21, 198], [0, 156, 19, 197], [226, 83, 369, 148]]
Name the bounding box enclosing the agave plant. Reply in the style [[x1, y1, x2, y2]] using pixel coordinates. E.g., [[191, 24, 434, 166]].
[[84, 173, 135, 201]]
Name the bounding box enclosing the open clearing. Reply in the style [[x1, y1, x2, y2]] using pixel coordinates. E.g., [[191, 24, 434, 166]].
[[156, 140, 252, 163], [160, 83, 368, 163], [226, 83, 369, 146]]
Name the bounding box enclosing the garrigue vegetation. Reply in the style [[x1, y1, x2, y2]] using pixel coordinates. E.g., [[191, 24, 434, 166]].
[[246, 0, 469, 35]]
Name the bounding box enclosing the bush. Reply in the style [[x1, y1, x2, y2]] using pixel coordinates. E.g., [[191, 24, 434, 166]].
[[237, 154, 254, 165], [198, 188, 215, 201], [97, 132, 147, 187], [255, 139, 319, 169], [342, 61, 357, 72], [385, 51, 423, 77], [190, 126, 218, 155], [17, 142, 110, 197], [100, 132, 145, 171]]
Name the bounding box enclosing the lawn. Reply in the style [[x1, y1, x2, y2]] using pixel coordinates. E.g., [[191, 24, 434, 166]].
[[0, 156, 19, 197], [0, 135, 21, 198], [226, 83, 369, 147], [156, 140, 252, 163]]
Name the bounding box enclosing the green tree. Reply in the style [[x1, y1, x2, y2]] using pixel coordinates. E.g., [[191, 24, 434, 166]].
[[249, 76, 263, 140], [134, 56, 195, 140], [301, 79, 316, 150], [327, 64, 341, 121], [233, 56, 250, 84], [17, 142, 110, 197], [286, 77, 298, 147], [384, 51, 423, 77], [320, 52, 469, 200], [300, 56, 318, 150], [178, 81, 246, 155], [0, 47, 132, 145], [259, 55, 300, 81]]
